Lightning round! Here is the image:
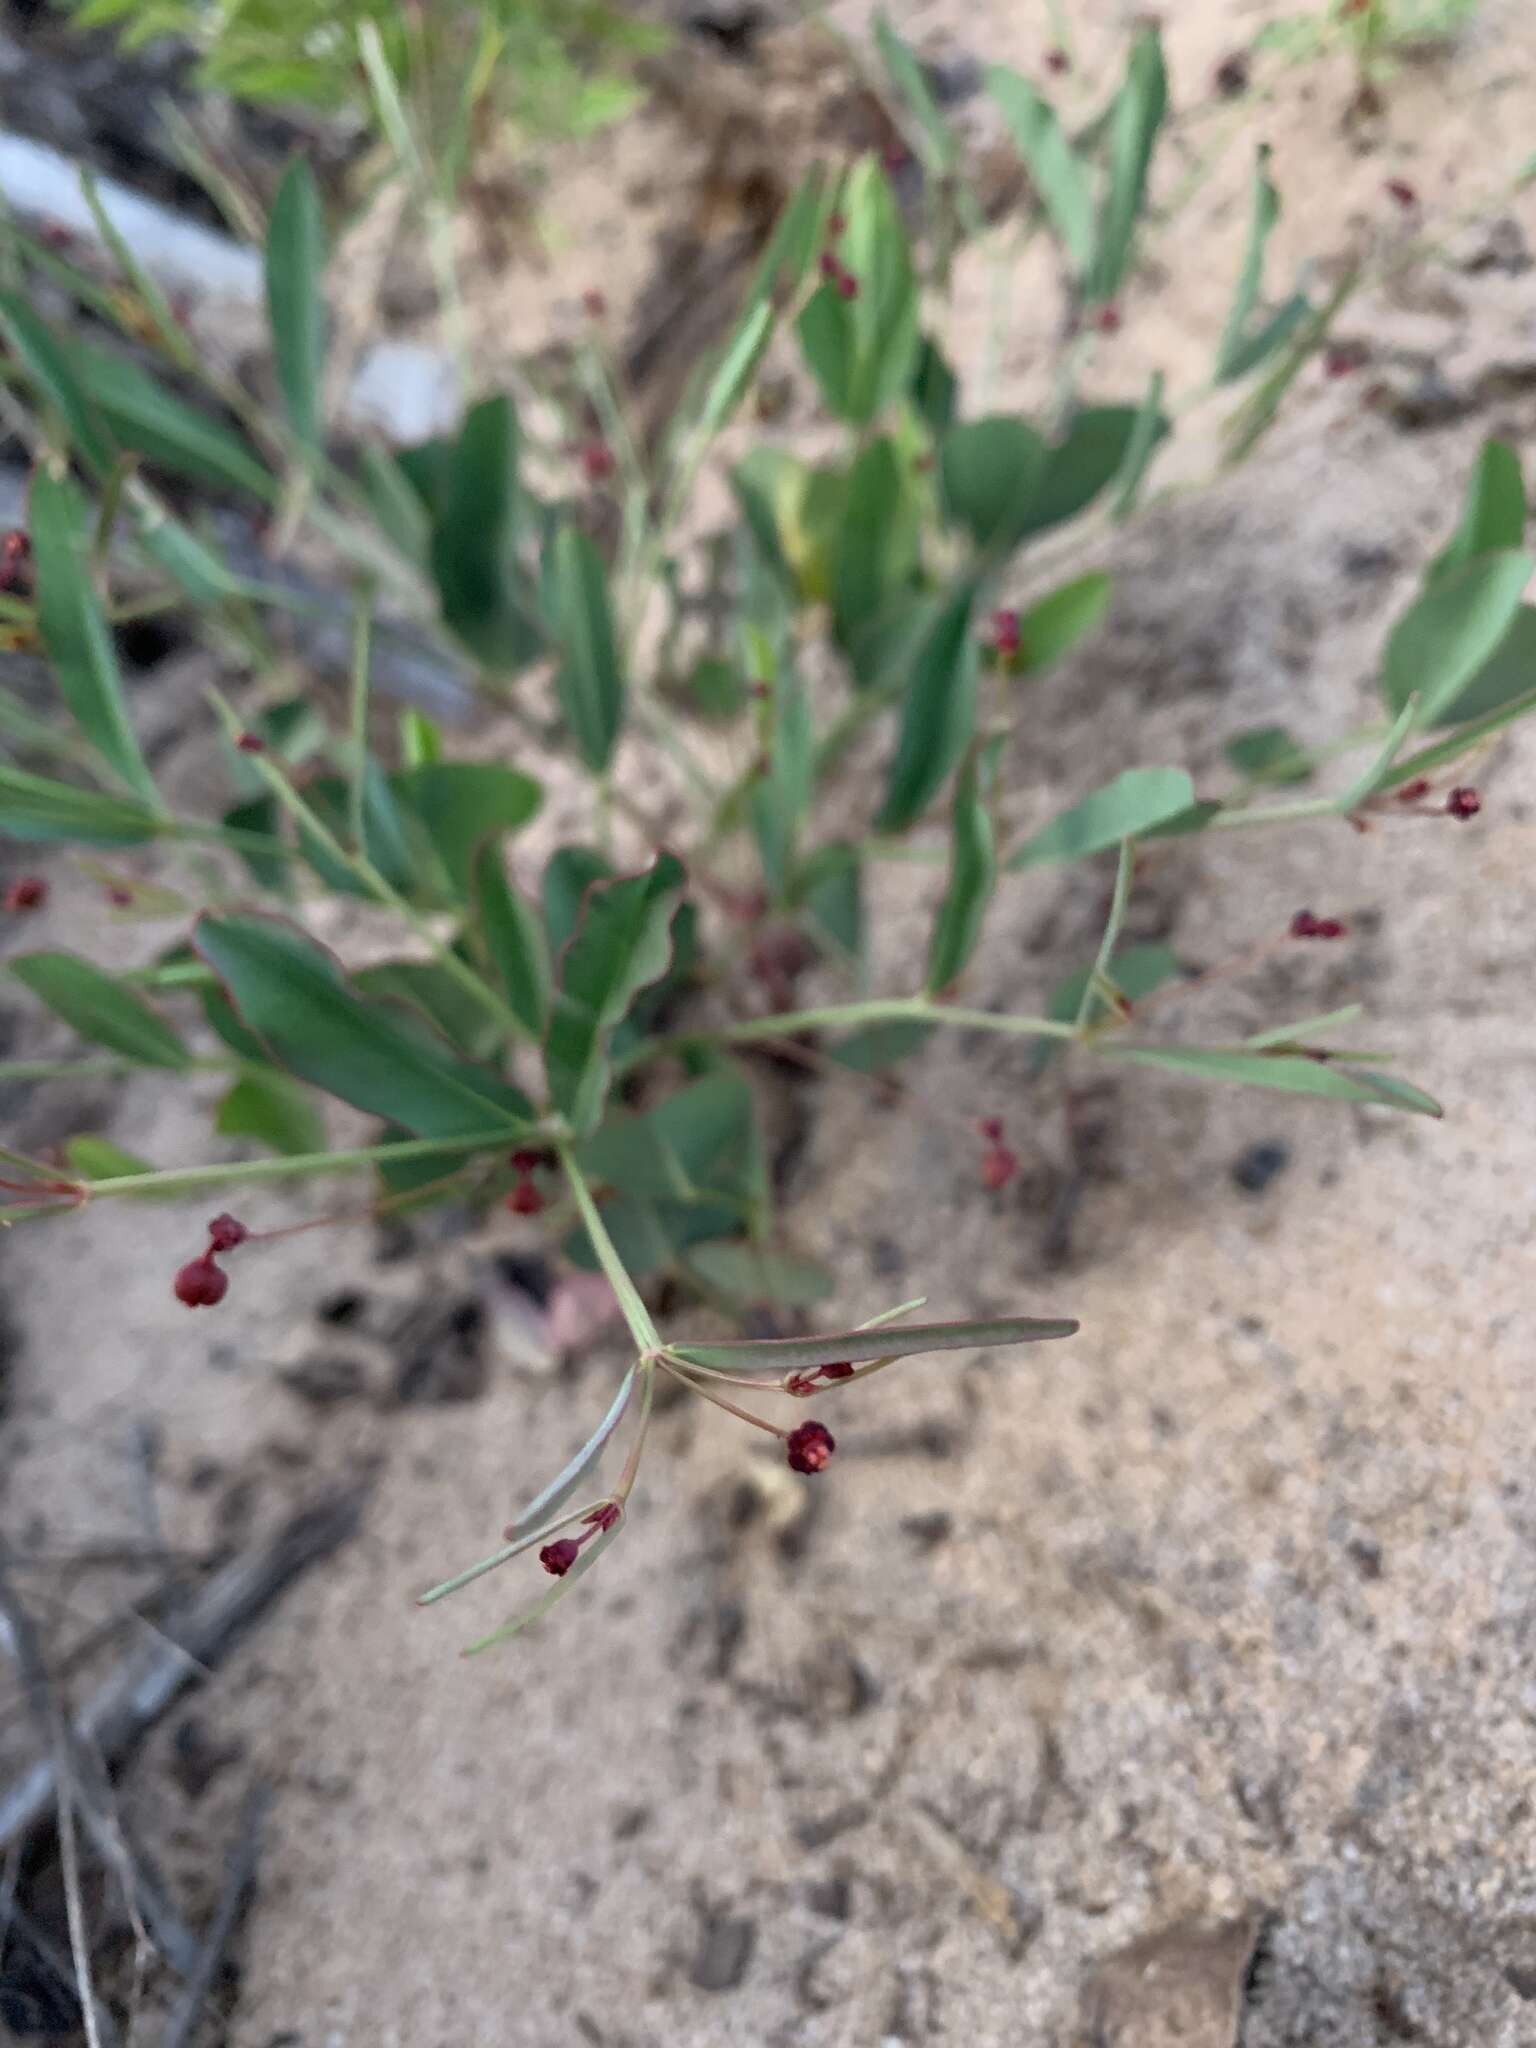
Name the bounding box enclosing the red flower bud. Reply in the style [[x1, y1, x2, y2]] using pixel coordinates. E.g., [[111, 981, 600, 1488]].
[[1384, 178, 1418, 209], [581, 441, 616, 484], [41, 219, 74, 251], [991, 610, 1021, 658], [786, 1419, 835, 1474], [1445, 785, 1481, 820], [5, 876, 47, 913], [207, 1213, 248, 1252], [820, 1361, 855, 1380], [1, 530, 30, 563], [981, 1145, 1019, 1192], [510, 1148, 550, 1173], [819, 249, 841, 281], [585, 1502, 622, 1533], [539, 1538, 581, 1577], [1290, 909, 1346, 939], [106, 886, 133, 909], [507, 1176, 545, 1217], [1045, 46, 1070, 73], [835, 270, 859, 301], [826, 212, 847, 236], [979, 1116, 1006, 1144], [882, 143, 908, 173], [235, 731, 265, 754], [174, 1255, 228, 1309], [581, 289, 607, 318], [785, 1372, 819, 1397], [1394, 777, 1431, 802], [1095, 303, 1123, 335]]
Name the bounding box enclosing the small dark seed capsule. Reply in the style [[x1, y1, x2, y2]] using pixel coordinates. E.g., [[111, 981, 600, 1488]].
[[207, 1213, 248, 1252], [1445, 785, 1481, 820], [5, 876, 47, 913], [174, 1255, 228, 1309], [786, 1420, 835, 1474], [539, 1538, 581, 1577]]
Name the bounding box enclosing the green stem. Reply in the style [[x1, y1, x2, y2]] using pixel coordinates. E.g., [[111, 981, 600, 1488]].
[[623, 995, 1075, 1073], [1074, 837, 1134, 1035], [557, 1142, 660, 1353], [347, 593, 375, 854], [1205, 794, 1343, 832], [76, 1129, 520, 1203]]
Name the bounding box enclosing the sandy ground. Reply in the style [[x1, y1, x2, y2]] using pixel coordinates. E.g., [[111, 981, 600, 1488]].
[[4, 2, 1536, 2044]]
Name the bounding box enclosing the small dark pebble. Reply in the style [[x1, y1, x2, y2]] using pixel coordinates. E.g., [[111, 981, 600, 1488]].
[[795, 1800, 869, 1850], [1504, 1962, 1536, 2001], [900, 1509, 953, 1550], [1338, 541, 1400, 580], [806, 1875, 853, 1921], [315, 1289, 367, 1327], [1232, 1140, 1291, 1195], [612, 1804, 650, 1841], [279, 1355, 368, 1408], [1346, 1534, 1384, 1581], [870, 1234, 905, 1279], [494, 1250, 554, 1306], [689, 1911, 756, 1992]]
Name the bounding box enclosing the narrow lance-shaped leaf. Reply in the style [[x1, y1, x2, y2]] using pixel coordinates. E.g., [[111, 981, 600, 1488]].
[[699, 300, 774, 436], [833, 437, 919, 650], [1380, 549, 1532, 725], [985, 66, 1095, 278], [545, 856, 687, 1136], [1214, 146, 1309, 384], [505, 1365, 637, 1542], [1428, 438, 1525, 584], [474, 840, 550, 1038], [264, 156, 326, 452], [548, 524, 625, 772], [1110, 370, 1168, 520], [876, 581, 978, 832], [195, 913, 530, 1137], [1006, 572, 1112, 676], [430, 398, 542, 672], [670, 1313, 1079, 1377], [1100, 1044, 1441, 1117], [1088, 24, 1167, 305], [926, 741, 997, 994], [0, 292, 115, 470], [1008, 766, 1195, 869], [11, 952, 189, 1068], [874, 12, 958, 171], [0, 764, 158, 847], [29, 472, 159, 807]]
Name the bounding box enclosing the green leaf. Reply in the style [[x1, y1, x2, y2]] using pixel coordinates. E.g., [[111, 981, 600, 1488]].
[[579, 1072, 754, 1205], [1101, 1045, 1441, 1117], [794, 842, 864, 961], [543, 846, 613, 956], [69, 340, 274, 498], [547, 525, 624, 772], [686, 1241, 833, 1309], [699, 299, 774, 436], [360, 444, 432, 566], [681, 655, 747, 722], [795, 155, 918, 425], [940, 417, 1049, 553], [1008, 766, 1195, 869], [911, 336, 958, 435], [747, 166, 835, 306], [670, 1313, 1079, 1377], [1224, 725, 1313, 784], [29, 471, 158, 806], [394, 762, 542, 897], [1109, 370, 1168, 519], [1215, 146, 1291, 383], [10, 951, 189, 1067], [1008, 571, 1112, 674], [474, 841, 549, 1037], [215, 1069, 326, 1156], [749, 667, 814, 898], [1431, 604, 1536, 725], [264, 156, 326, 451], [1380, 550, 1532, 724], [62, 1135, 161, 1187], [430, 396, 542, 672], [1429, 439, 1525, 584], [1026, 405, 1163, 539], [1088, 24, 1167, 304], [0, 764, 157, 847], [877, 582, 979, 832], [873, 12, 958, 171], [503, 1365, 638, 1541], [0, 292, 115, 469], [195, 914, 529, 1137], [545, 855, 687, 1136], [833, 437, 919, 651], [398, 707, 442, 766], [352, 957, 497, 1059], [926, 743, 997, 993], [985, 66, 1095, 277]]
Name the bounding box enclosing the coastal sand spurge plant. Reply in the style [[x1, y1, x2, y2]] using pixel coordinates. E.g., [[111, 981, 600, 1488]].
[[0, 20, 1532, 1644]]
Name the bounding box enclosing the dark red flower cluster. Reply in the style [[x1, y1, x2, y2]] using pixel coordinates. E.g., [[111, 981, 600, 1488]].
[[1290, 910, 1347, 940], [786, 1419, 835, 1474], [4, 876, 46, 914], [539, 1501, 622, 1576], [979, 1117, 1019, 1191], [174, 1213, 248, 1309], [507, 1148, 551, 1217], [1445, 786, 1481, 821], [0, 529, 31, 594]]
